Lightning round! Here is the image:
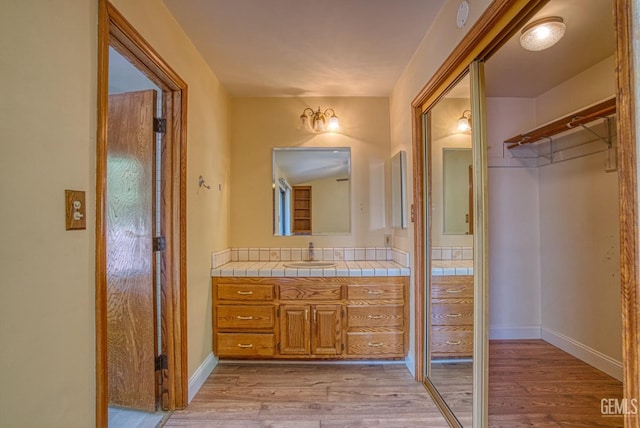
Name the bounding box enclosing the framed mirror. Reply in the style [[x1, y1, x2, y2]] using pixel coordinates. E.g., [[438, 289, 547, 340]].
[[443, 148, 472, 235], [272, 147, 351, 236], [391, 150, 407, 229]]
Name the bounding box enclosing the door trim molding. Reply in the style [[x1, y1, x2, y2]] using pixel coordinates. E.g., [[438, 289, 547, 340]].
[[96, 1, 188, 426]]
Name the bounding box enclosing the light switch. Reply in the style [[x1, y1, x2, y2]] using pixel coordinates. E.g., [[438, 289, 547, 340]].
[[65, 190, 86, 230]]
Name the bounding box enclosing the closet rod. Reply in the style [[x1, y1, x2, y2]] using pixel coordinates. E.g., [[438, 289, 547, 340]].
[[504, 97, 616, 149]]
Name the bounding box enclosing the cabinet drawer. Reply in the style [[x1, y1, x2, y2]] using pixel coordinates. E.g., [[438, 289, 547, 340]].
[[431, 326, 473, 357], [431, 299, 473, 326], [346, 332, 403, 355], [279, 284, 341, 300], [216, 333, 275, 356], [216, 305, 274, 330], [217, 283, 274, 301], [431, 276, 473, 299], [346, 283, 404, 301], [347, 304, 403, 328]]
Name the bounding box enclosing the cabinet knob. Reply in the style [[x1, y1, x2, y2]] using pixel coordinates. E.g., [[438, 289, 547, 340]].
[[367, 342, 384, 347], [446, 313, 462, 318], [236, 316, 254, 320], [368, 290, 384, 295], [368, 315, 383, 319], [237, 291, 253, 295], [446, 340, 461, 345], [445, 289, 463, 294], [237, 343, 254, 348]]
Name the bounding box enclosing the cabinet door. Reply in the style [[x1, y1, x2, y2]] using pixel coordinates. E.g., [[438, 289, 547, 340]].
[[311, 304, 342, 355], [279, 305, 310, 355]]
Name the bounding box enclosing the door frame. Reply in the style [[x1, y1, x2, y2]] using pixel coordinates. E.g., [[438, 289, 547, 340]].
[[411, 0, 638, 426], [96, 1, 188, 426]]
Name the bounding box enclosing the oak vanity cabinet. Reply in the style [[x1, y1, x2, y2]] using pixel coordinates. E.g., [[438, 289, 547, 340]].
[[279, 304, 341, 355], [345, 280, 406, 356], [212, 276, 408, 360], [213, 280, 277, 357], [278, 280, 342, 356], [430, 275, 474, 359]]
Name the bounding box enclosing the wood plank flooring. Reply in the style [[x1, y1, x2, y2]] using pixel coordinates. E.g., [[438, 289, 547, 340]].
[[162, 340, 624, 427], [489, 340, 624, 427], [163, 363, 450, 428]]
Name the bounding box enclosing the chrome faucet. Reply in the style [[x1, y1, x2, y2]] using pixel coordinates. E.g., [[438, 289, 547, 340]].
[[308, 242, 314, 261]]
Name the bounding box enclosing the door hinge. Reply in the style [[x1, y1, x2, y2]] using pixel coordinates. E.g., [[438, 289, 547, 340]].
[[154, 118, 167, 133], [155, 354, 168, 371], [410, 204, 415, 223], [277, 342, 280, 351], [341, 343, 345, 351], [153, 236, 166, 252], [277, 307, 280, 317]]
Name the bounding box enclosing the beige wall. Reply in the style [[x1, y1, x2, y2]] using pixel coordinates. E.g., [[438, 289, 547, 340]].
[[230, 97, 390, 248], [389, 0, 492, 371], [0, 0, 230, 426], [0, 1, 98, 426]]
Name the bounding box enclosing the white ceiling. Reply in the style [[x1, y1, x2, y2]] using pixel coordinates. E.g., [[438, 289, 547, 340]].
[[484, 0, 615, 98], [159, 0, 614, 99], [161, 0, 446, 97]]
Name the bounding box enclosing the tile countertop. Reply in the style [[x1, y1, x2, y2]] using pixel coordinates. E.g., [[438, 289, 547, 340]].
[[431, 260, 473, 276], [211, 260, 410, 277]]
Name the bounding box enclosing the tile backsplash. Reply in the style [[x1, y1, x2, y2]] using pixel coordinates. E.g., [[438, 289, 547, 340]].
[[432, 246, 473, 261], [212, 247, 410, 268]]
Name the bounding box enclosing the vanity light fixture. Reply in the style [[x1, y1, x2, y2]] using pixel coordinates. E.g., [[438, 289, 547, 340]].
[[299, 107, 340, 133], [457, 110, 472, 132], [519, 16, 566, 51]]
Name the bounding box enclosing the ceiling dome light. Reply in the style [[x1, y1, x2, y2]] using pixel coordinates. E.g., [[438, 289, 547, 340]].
[[519, 17, 566, 51]]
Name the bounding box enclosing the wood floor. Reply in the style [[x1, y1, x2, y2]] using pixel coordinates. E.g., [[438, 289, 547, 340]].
[[489, 340, 624, 427], [162, 340, 624, 427], [163, 363, 450, 427]]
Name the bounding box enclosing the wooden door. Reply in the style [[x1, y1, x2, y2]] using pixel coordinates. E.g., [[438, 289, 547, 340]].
[[106, 90, 158, 411], [311, 304, 342, 355], [279, 305, 310, 355]]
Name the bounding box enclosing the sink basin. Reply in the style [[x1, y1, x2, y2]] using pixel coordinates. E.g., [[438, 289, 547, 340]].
[[283, 261, 336, 268]]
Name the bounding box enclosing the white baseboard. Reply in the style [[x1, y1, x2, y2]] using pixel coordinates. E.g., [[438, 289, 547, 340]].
[[405, 353, 416, 378], [489, 325, 541, 340], [542, 327, 623, 381], [188, 352, 218, 403]]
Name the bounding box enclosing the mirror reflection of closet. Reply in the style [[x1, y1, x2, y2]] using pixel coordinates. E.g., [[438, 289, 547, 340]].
[[425, 73, 473, 426]]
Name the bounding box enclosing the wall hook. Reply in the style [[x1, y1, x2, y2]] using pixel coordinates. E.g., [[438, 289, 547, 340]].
[[198, 175, 211, 190]]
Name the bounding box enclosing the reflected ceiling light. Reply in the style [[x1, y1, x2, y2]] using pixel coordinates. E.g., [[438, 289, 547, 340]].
[[299, 107, 340, 133], [519, 16, 566, 51], [457, 110, 472, 132]]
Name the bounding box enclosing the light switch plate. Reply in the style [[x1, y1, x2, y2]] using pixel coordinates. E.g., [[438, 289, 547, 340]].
[[65, 190, 86, 230]]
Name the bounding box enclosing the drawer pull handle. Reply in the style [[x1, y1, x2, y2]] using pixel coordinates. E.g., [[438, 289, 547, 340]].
[[368, 315, 383, 319], [237, 343, 254, 348], [368, 342, 384, 347], [237, 291, 253, 295], [236, 316, 254, 320], [368, 290, 384, 295], [446, 340, 461, 345], [445, 289, 463, 294], [446, 313, 462, 318]]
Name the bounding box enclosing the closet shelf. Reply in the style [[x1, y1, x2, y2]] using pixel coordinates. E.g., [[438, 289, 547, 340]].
[[504, 97, 616, 149]]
